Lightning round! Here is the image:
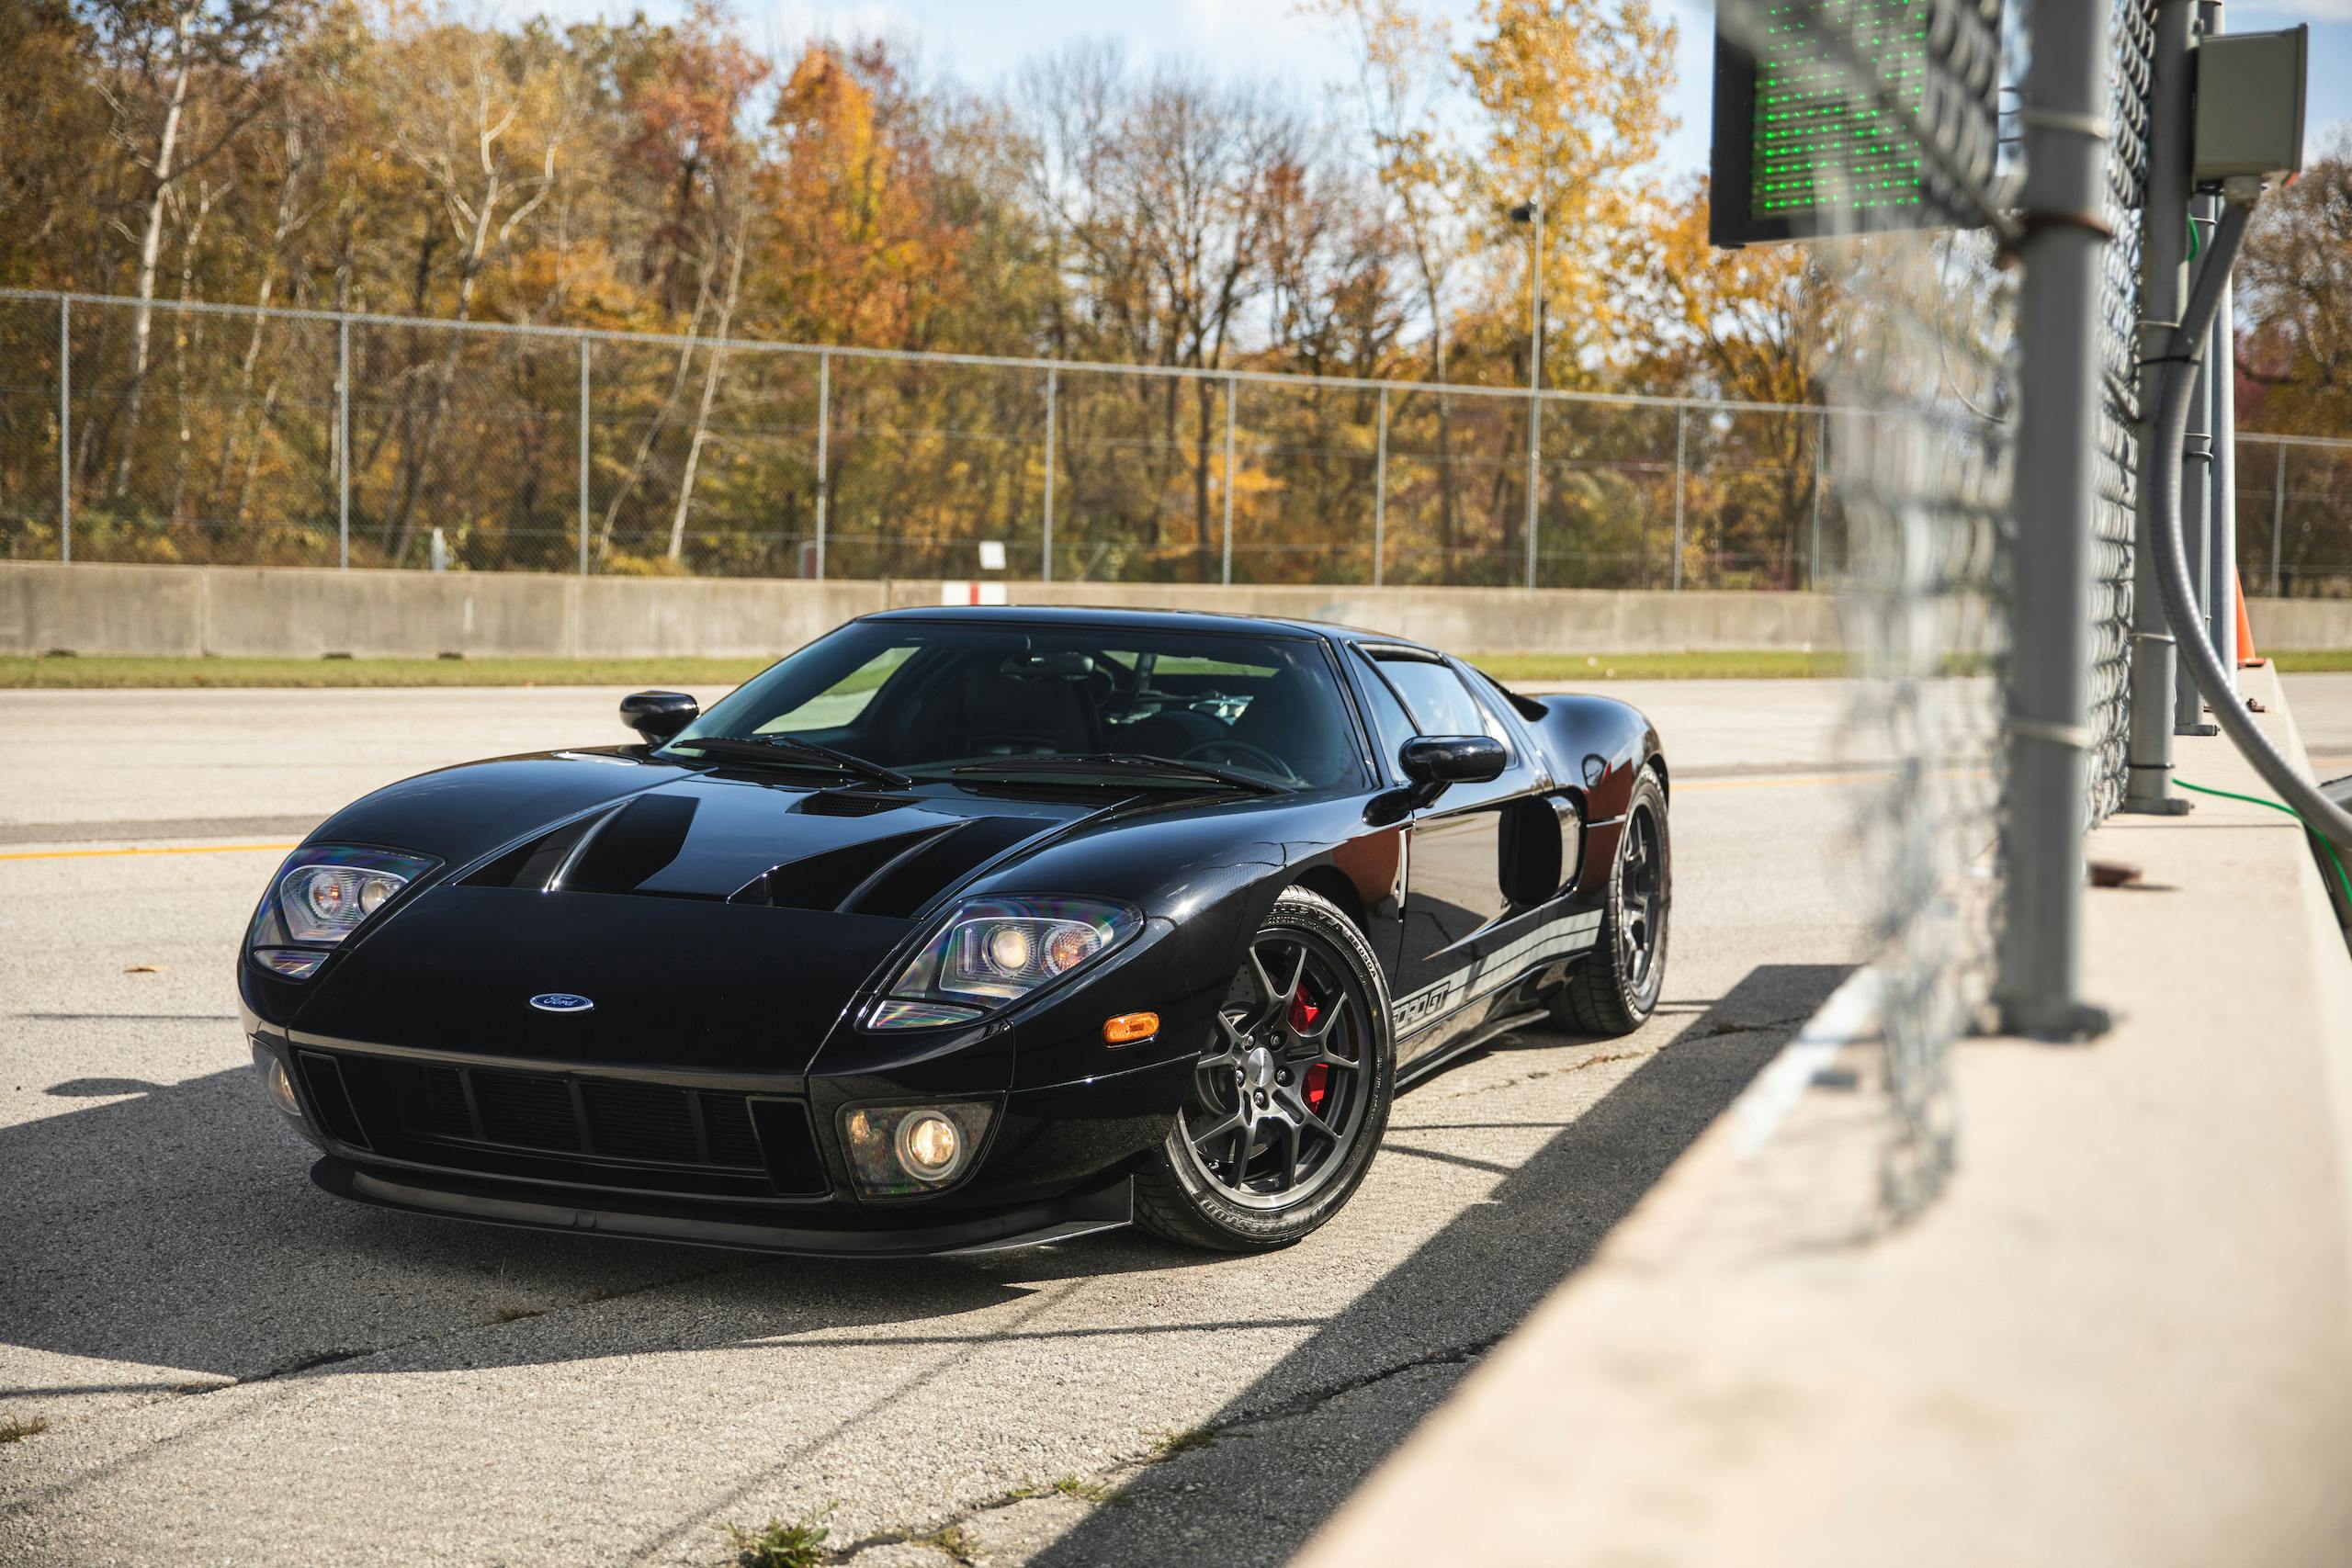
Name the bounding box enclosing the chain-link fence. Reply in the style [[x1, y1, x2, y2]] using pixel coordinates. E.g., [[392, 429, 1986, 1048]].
[[1711, 0, 2174, 1217], [0, 289, 1849, 589], [3, 288, 2331, 597]]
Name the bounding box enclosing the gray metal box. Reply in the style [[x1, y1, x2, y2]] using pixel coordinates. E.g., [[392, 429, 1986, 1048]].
[[2194, 26, 2309, 185]]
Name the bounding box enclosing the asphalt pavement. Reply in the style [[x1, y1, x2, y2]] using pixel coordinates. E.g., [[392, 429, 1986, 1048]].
[[14, 676, 2321, 1566]]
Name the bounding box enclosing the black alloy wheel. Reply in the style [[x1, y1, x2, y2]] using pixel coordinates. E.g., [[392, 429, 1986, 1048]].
[[1136, 886, 1394, 1250], [1551, 763, 1670, 1038]]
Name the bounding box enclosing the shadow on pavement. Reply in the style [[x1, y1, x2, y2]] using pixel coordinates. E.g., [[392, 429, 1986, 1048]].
[[0, 1066, 1204, 1388], [1030, 961, 1849, 1568]]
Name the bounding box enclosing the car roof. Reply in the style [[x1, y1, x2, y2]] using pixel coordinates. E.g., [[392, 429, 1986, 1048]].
[[859, 602, 1433, 652]]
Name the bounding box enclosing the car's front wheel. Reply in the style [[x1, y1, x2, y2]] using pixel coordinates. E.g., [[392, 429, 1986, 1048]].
[[1135, 886, 1394, 1252]]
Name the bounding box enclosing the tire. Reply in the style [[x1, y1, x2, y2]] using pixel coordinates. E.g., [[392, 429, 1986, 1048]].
[[1135, 886, 1396, 1252], [1551, 764, 1670, 1038]]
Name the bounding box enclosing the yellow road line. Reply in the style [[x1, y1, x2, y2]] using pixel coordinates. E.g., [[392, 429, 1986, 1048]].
[[0, 841, 299, 863]]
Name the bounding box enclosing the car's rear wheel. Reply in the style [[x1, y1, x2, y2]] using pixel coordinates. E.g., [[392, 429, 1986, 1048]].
[[1135, 886, 1394, 1251], [1550, 764, 1670, 1037]]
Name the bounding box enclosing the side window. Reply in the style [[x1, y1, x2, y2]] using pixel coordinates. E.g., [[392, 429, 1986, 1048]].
[[1379, 658, 1490, 740], [1357, 663, 1420, 773], [1463, 675, 1521, 757]]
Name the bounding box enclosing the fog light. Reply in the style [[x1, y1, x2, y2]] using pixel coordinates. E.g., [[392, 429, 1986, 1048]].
[[265, 1055, 301, 1118], [840, 1101, 994, 1197], [1102, 1011, 1159, 1044], [897, 1111, 963, 1180]]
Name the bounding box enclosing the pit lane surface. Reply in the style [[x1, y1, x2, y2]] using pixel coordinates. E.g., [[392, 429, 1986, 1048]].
[[2, 680, 1886, 1566]]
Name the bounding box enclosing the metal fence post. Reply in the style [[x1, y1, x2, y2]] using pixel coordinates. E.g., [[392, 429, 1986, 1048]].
[[1671, 406, 1687, 592], [336, 317, 350, 570], [1373, 385, 1389, 589], [1523, 395, 1541, 590], [814, 350, 830, 581], [57, 297, 69, 563], [2272, 439, 2286, 594], [577, 338, 590, 577], [1996, 0, 2114, 1037], [1221, 376, 1236, 587], [2125, 0, 2197, 813], [1809, 407, 1826, 592], [1042, 367, 1057, 582]]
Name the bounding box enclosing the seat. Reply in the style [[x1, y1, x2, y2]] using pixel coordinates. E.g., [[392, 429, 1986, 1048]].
[[925, 660, 1097, 758]]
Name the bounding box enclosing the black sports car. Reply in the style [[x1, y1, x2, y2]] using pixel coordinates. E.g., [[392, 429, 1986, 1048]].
[[242, 607, 1668, 1254]]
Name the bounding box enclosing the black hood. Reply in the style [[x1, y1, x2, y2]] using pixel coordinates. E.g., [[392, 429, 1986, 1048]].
[[275, 760, 1117, 1076]]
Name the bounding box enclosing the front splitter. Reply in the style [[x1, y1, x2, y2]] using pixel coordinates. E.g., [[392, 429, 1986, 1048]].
[[311, 1156, 1134, 1258]]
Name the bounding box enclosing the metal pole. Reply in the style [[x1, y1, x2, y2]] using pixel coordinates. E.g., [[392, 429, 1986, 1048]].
[[1996, 0, 2115, 1037], [336, 316, 350, 570], [2124, 0, 2198, 814], [1809, 407, 1826, 592], [577, 337, 590, 577], [2211, 251, 2239, 694], [1524, 203, 1544, 591], [57, 297, 69, 563], [1373, 385, 1389, 589], [814, 351, 830, 581], [1221, 376, 1236, 587], [1671, 406, 1687, 592], [2174, 195, 2217, 736], [2272, 438, 2286, 595], [1042, 367, 1057, 583]]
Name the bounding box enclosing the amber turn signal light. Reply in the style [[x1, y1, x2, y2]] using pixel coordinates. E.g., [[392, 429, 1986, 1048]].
[[1102, 1011, 1159, 1044]]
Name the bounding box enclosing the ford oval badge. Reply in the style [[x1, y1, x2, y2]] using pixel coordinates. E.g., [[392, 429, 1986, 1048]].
[[529, 993, 595, 1013]]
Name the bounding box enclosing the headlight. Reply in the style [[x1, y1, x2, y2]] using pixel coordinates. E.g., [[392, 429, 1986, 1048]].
[[868, 897, 1139, 1028], [248, 845, 436, 979]]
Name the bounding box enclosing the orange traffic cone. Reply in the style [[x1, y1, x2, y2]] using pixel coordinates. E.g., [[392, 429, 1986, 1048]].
[[2234, 570, 2264, 668]]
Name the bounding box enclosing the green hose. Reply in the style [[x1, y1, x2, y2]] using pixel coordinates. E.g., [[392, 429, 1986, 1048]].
[[2176, 779, 2352, 908]]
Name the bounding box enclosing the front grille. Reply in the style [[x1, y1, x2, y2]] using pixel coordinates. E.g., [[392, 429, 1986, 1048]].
[[300, 1053, 830, 1200]]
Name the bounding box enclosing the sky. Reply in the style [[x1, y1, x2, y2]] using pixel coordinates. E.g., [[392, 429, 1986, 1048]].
[[506, 0, 2352, 181]]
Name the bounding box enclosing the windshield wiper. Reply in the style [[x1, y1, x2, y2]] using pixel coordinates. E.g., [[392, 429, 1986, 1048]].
[[673, 734, 913, 789], [922, 751, 1285, 795]]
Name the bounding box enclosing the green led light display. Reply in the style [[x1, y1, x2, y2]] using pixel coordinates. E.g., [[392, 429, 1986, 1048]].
[[1710, 0, 1996, 246], [1750, 1, 1927, 218]]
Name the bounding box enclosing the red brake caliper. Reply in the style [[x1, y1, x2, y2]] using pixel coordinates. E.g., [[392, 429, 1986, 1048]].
[[1290, 987, 1329, 1112]]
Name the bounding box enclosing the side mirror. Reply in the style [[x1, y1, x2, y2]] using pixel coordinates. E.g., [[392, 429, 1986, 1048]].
[[1398, 735, 1507, 800], [620, 690, 698, 743]]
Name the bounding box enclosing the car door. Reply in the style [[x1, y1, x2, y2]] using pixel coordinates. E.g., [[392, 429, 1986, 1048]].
[[1355, 649, 1547, 1057]]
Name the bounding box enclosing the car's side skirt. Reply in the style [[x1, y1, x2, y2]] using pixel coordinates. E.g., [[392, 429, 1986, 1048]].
[[1388, 907, 1604, 1044]]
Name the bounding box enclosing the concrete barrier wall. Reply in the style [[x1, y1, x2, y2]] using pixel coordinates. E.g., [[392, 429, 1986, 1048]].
[[2, 560, 2344, 659]]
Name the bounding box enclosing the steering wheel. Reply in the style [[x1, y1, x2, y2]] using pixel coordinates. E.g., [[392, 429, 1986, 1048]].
[[1182, 738, 1302, 785]]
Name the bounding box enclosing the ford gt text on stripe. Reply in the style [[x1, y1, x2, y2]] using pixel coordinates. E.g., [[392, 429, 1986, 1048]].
[[240, 607, 1670, 1255]]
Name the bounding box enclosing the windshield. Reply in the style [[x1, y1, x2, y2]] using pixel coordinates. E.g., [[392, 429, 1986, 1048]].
[[667, 621, 1363, 791]]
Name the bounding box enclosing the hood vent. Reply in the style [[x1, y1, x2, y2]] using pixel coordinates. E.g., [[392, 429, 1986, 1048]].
[[731, 825, 956, 910], [798, 791, 922, 818], [460, 790, 1054, 915], [838, 813, 1046, 919]]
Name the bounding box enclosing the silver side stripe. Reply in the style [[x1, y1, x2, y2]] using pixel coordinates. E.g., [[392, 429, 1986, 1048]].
[[1390, 909, 1605, 1032]]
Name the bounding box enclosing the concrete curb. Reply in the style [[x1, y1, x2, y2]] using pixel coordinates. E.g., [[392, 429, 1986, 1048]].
[[1294, 662, 2352, 1568]]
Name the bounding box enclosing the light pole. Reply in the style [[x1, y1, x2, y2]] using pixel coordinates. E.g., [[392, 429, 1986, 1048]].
[[1510, 197, 1543, 589]]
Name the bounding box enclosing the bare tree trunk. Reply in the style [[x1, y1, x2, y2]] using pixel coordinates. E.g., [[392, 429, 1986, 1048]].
[[211, 128, 304, 515], [596, 265, 711, 559], [665, 214, 748, 562], [166, 181, 215, 528], [110, 2, 195, 501]]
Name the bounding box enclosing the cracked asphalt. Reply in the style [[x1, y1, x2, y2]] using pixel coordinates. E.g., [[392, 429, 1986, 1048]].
[[2, 680, 1878, 1567]]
